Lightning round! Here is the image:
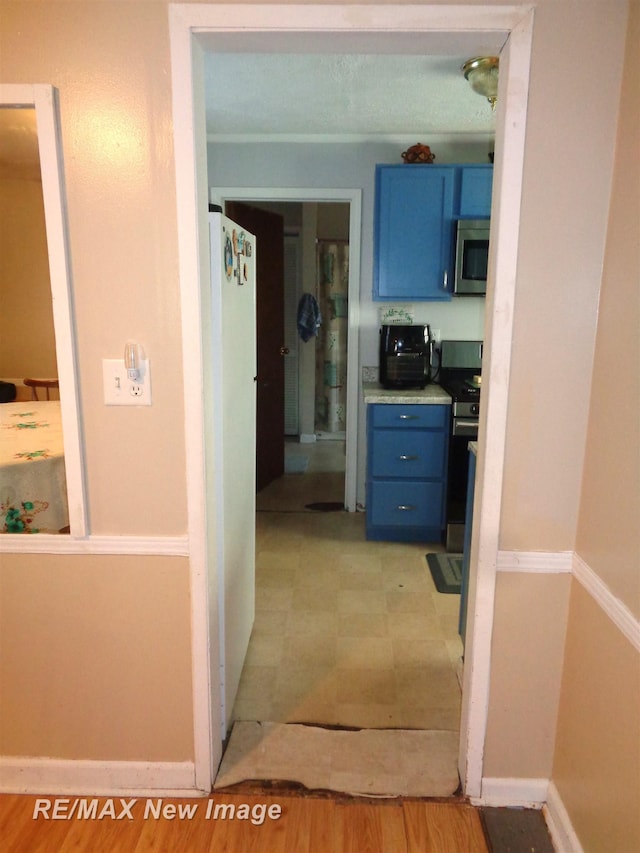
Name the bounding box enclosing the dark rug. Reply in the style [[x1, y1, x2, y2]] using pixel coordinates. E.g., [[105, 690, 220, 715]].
[[481, 807, 555, 853], [304, 502, 345, 512], [426, 553, 463, 594]]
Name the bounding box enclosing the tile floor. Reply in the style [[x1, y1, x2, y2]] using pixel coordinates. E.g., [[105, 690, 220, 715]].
[[232, 439, 463, 734]]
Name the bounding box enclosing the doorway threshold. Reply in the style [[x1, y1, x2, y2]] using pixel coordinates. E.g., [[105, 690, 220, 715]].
[[214, 721, 460, 799]]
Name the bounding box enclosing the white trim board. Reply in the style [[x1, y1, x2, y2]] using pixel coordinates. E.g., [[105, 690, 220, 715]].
[[0, 536, 189, 556], [544, 781, 585, 853], [477, 778, 586, 853], [474, 776, 549, 808], [572, 553, 640, 653], [495, 550, 639, 651], [0, 758, 200, 797]]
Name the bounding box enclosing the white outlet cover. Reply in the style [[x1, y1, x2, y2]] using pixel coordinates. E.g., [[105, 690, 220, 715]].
[[103, 358, 152, 406]]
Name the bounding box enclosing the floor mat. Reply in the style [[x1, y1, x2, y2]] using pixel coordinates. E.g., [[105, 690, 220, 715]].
[[481, 806, 555, 852], [284, 455, 309, 474], [214, 721, 460, 798], [426, 552, 463, 594], [304, 501, 344, 512]]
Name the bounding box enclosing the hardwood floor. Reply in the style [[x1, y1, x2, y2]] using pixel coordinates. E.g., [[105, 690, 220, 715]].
[[1, 793, 489, 852]]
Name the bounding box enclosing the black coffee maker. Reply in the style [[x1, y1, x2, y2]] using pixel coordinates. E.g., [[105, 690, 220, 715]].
[[379, 324, 433, 389]]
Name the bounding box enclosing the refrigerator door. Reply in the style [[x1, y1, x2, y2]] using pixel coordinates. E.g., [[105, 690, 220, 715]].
[[209, 212, 257, 738]]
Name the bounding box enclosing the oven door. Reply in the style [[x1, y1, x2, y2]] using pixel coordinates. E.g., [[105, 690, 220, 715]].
[[446, 417, 479, 551]]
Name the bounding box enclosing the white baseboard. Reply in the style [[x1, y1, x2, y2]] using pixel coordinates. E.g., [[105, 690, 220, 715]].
[[0, 757, 201, 796], [544, 781, 584, 853], [473, 776, 549, 808]]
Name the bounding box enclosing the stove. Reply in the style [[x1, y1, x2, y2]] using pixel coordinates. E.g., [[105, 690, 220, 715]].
[[437, 341, 483, 552]]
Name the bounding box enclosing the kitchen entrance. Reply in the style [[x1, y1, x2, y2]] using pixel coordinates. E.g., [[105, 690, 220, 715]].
[[170, 2, 534, 797]]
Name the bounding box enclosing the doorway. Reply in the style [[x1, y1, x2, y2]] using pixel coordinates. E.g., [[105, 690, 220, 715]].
[[215, 188, 361, 514], [170, 4, 533, 797]]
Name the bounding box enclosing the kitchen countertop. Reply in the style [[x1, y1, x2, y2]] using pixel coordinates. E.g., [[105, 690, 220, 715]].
[[363, 381, 452, 405]]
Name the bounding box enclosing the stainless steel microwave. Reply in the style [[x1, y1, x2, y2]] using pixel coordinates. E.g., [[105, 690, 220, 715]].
[[454, 219, 490, 295]]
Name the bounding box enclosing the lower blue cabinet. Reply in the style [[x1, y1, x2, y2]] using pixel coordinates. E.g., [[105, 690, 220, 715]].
[[366, 403, 449, 542]]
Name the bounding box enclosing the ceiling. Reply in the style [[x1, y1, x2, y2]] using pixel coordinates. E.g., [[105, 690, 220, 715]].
[[203, 34, 508, 140]]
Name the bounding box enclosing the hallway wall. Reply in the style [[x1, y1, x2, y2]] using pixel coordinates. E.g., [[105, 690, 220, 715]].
[[551, 3, 640, 849]]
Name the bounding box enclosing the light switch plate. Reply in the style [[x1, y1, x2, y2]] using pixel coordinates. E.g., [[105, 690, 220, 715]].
[[103, 358, 152, 406]]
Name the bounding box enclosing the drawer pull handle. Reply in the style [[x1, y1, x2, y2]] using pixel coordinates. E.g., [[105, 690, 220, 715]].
[[399, 455, 419, 461], [399, 414, 419, 420], [397, 505, 416, 511]]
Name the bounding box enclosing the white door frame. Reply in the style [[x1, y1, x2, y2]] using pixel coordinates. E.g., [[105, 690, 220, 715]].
[[169, 3, 534, 796], [212, 187, 361, 514]]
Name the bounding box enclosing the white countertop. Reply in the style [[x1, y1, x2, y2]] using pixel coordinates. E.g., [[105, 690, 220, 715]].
[[363, 382, 452, 405]]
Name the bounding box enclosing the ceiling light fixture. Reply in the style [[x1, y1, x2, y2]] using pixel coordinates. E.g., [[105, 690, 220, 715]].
[[462, 57, 499, 111]]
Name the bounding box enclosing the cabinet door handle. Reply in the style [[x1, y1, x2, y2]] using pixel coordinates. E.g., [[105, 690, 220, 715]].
[[442, 270, 449, 291], [399, 414, 419, 420], [399, 454, 419, 461], [396, 505, 416, 511]]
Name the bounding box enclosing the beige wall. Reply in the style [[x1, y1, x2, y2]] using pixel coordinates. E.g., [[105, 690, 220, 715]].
[[1, 1, 188, 536], [499, 0, 627, 552], [0, 176, 58, 381], [0, 0, 633, 787], [483, 573, 571, 779], [551, 4, 640, 850], [0, 554, 194, 761], [553, 584, 640, 852], [0, 0, 193, 762], [574, 0, 639, 618]]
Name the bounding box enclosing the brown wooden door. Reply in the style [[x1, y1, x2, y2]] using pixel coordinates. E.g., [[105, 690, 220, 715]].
[[225, 201, 285, 492]]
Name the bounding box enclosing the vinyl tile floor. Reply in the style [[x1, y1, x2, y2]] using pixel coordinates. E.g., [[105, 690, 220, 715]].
[[233, 454, 463, 732]]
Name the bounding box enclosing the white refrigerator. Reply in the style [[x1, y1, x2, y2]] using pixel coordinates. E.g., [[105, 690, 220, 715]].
[[209, 211, 257, 738]]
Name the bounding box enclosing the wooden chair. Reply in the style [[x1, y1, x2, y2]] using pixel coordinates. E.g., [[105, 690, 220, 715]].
[[23, 378, 59, 401]]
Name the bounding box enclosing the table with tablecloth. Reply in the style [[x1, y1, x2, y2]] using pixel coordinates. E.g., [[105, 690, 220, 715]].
[[0, 401, 69, 534]]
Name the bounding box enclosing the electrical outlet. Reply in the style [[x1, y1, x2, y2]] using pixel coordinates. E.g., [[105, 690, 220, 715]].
[[103, 358, 152, 406]]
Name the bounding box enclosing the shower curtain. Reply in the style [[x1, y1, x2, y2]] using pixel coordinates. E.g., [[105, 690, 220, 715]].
[[315, 240, 349, 435]]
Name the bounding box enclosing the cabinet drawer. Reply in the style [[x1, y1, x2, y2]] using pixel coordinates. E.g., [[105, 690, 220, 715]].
[[368, 481, 443, 528], [370, 403, 448, 430], [370, 429, 446, 479]]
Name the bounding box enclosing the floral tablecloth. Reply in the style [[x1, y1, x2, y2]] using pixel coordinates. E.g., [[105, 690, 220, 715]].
[[0, 401, 69, 534]]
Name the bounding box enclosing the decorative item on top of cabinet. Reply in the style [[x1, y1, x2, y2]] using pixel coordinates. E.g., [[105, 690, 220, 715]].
[[401, 143, 435, 164], [366, 403, 450, 542]]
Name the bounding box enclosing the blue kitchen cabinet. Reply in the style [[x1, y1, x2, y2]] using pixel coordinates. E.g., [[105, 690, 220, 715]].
[[459, 444, 477, 648], [366, 403, 449, 541], [457, 165, 493, 218], [373, 165, 455, 301], [373, 164, 493, 301]]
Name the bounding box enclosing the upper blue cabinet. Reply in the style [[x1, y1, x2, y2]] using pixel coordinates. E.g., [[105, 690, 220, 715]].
[[457, 164, 494, 218], [373, 163, 493, 301], [374, 165, 455, 301]]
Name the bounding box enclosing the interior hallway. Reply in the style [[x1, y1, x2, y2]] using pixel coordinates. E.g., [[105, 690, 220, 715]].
[[234, 439, 463, 733]]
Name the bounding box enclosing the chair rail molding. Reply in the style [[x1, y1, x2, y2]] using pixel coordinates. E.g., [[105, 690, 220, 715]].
[[0, 535, 189, 556]]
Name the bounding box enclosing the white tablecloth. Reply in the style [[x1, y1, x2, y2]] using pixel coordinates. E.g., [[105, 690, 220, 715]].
[[0, 401, 69, 534]]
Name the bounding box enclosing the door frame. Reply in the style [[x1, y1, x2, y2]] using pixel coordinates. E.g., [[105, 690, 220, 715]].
[[213, 187, 361, 514], [169, 3, 534, 796]]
